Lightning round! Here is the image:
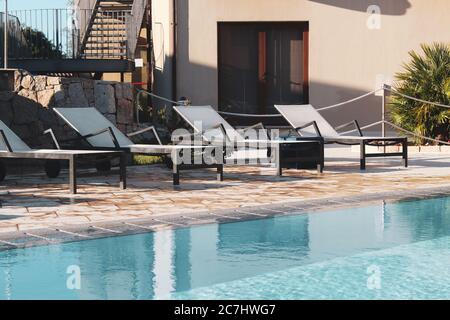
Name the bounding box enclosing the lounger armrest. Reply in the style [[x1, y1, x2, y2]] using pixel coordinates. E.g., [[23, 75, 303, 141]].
[[241, 122, 271, 141], [335, 120, 363, 137], [127, 126, 163, 145], [173, 123, 230, 146], [212, 123, 232, 145], [172, 131, 208, 145], [43, 129, 61, 150], [294, 121, 322, 137], [286, 129, 300, 138], [0, 130, 13, 152], [242, 122, 265, 131], [83, 127, 121, 149]]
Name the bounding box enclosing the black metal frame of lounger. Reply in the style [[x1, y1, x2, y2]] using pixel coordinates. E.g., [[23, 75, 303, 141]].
[[45, 124, 225, 186], [227, 138, 325, 176], [203, 122, 325, 175], [0, 130, 126, 194], [295, 120, 408, 170]]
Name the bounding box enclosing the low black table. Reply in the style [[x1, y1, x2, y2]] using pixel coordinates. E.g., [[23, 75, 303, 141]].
[[0, 150, 126, 194], [231, 138, 325, 176]]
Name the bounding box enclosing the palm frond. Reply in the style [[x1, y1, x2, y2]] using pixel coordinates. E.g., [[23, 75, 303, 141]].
[[388, 43, 450, 144]]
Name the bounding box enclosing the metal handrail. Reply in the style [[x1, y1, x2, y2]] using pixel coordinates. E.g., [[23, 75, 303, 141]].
[[126, 0, 146, 59], [78, 0, 101, 54], [76, 0, 99, 45]]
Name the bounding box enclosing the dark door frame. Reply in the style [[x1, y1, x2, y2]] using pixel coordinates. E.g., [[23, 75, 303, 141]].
[[217, 21, 310, 115]]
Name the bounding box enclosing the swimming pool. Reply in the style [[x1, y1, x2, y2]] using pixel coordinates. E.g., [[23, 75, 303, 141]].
[[1, 196, 450, 300]]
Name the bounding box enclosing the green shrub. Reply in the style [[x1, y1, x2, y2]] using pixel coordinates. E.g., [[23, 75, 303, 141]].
[[23, 27, 63, 59], [133, 155, 164, 166], [389, 43, 450, 144]]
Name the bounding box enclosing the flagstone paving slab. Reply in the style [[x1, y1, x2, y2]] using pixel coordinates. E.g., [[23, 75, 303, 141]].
[[0, 150, 449, 245]]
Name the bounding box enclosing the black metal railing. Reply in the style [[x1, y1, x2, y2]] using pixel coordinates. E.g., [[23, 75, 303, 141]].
[[0, 12, 31, 61], [7, 9, 80, 59], [2, 8, 131, 61]]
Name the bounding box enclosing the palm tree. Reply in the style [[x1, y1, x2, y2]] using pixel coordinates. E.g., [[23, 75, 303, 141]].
[[389, 43, 450, 144]]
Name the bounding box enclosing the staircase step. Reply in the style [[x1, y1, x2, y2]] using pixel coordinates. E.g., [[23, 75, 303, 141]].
[[81, 49, 126, 52], [88, 33, 125, 37], [99, 0, 134, 2], [80, 53, 127, 58], [84, 47, 127, 51], [91, 27, 126, 31], [93, 21, 127, 25], [83, 48, 126, 52], [81, 50, 126, 53], [86, 40, 125, 44], [99, 0, 133, 4], [98, 6, 132, 11]]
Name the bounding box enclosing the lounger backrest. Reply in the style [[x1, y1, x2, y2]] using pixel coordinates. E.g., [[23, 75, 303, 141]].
[[275, 105, 339, 137], [0, 120, 31, 151], [54, 108, 134, 148], [174, 106, 244, 143]]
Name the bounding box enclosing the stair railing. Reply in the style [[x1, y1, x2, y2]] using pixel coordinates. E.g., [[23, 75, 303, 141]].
[[126, 0, 146, 60], [77, 0, 101, 57]]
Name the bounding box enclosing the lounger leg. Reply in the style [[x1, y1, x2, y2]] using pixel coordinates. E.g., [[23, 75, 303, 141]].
[[69, 155, 77, 194], [402, 138, 408, 168], [318, 141, 325, 173], [217, 165, 224, 181], [171, 150, 180, 186], [274, 144, 282, 176], [317, 164, 324, 174], [0, 160, 6, 182], [360, 141, 366, 170], [173, 164, 180, 186], [119, 154, 127, 190]]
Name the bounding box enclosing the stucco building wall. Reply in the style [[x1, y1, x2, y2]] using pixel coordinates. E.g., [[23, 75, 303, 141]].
[[153, 0, 449, 130]]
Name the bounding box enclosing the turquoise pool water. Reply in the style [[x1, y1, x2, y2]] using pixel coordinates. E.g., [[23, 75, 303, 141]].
[[1, 196, 450, 300]]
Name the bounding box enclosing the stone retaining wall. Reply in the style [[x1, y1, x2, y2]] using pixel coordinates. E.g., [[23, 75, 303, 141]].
[[0, 70, 135, 148]]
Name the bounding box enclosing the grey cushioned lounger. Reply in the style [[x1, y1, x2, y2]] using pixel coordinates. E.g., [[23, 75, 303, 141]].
[[54, 107, 223, 185], [275, 104, 408, 169], [0, 120, 126, 194]]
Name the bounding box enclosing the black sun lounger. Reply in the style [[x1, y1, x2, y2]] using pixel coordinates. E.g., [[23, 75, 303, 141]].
[[0, 120, 126, 194], [173, 105, 325, 175], [53, 107, 224, 185], [275, 104, 408, 170]]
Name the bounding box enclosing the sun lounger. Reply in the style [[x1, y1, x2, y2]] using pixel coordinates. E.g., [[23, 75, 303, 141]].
[[53, 107, 223, 185], [173, 105, 325, 175], [0, 120, 126, 194], [274, 104, 408, 169]]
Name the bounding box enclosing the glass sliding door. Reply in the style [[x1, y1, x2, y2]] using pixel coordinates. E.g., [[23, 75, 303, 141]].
[[218, 22, 309, 117]]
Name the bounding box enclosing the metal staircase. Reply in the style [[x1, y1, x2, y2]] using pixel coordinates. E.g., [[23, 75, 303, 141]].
[[80, 0, 134, 59], [4, 0, 146, 73]]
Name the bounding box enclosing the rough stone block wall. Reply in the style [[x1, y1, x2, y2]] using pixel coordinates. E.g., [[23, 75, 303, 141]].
[[0, 70, 135, 148]]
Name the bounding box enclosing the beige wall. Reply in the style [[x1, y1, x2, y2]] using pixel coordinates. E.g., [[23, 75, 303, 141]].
[[155, 0, 450, 129], [152, 0, 176, 108]]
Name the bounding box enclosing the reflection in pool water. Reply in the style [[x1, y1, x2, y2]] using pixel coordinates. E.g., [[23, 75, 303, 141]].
[[1, 197, 450, 299]]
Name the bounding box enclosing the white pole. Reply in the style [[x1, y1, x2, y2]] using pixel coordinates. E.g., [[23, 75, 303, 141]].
[[382, 84, 387, 154], [3, 0, 8, 69], [382, 84, 386, 138]]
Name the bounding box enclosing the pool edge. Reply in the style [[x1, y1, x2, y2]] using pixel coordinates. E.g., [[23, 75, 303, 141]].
[[1, 185, 450, 251]]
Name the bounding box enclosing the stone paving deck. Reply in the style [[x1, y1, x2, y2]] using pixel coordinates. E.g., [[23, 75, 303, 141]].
[[0, 147, 449, 249]]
